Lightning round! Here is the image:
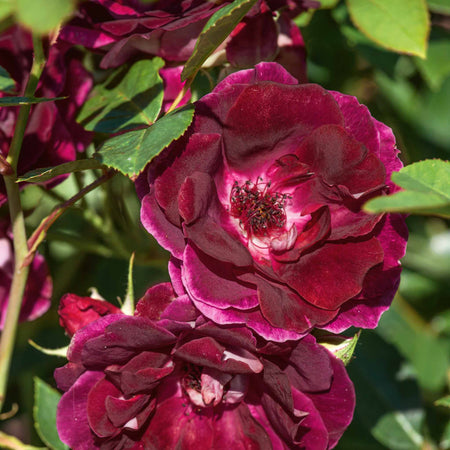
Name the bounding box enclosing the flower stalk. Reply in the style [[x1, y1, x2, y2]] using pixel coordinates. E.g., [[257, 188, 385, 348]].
[[0, 35, 46, 413]]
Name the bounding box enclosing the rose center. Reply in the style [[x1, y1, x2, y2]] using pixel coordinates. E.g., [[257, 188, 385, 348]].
[[229, 178, 289, 238]]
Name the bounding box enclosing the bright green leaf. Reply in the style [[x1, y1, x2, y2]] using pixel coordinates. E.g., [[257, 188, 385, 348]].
[[15, 0, 75, 34], [435, 395, 450, 408], [318, 330, 360, 365], [181, 0, 257, 81], [364, 159, 450, 218], [346, 0, 430, 58], [33, 377, 68, 450], [0, 96, 65, 106], [0, 0, 13, 21], [17, 159, 103, 183], [0, 65, 15, 93], [77, 58, 165, 133], [95, 104, 195, 178]]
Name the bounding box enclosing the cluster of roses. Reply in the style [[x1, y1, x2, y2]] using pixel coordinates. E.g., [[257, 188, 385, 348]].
[[1, 1, 408, 449]]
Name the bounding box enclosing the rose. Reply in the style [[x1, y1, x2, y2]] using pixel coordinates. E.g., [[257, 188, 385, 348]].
[[0, 221, 52, 329], [138, 62, 408, 341], [58, 293, 122, 337], [0, 26, 92, 205], [55, 282, 355, 449]]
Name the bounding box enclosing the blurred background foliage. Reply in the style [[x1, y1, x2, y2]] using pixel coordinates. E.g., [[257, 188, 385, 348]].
[[0, 0, 449, 448]]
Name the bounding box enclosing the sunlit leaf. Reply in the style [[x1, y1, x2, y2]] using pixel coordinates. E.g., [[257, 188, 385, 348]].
[[181, 0, 257, 81], [364, 159, 450, 218], [346, 0, 430, 58], [15, 0, 75, 34], [33, 378, 68, 450], [318, 331, 360, 365], [95, 104, 195, 178], [77, 58, 165, 133]]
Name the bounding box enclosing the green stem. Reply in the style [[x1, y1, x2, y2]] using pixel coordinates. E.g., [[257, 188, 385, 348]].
[[0, 36, 46, 413]]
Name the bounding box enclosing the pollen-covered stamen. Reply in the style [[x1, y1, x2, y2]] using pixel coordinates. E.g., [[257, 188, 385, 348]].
[[230, 178, 290, 238]]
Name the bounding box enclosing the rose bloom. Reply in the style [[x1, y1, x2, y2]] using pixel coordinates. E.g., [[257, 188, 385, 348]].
[[137, 62, 408, 342], [0, 26, 92, 205], [0, 221, 52, 329], [55, 282, 355, 449], [59, 0, 316, 81]]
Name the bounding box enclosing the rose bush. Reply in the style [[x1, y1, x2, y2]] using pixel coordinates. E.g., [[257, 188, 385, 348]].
[[55, 282, 355, 449], [0, 26, 92, 205], [138, 62, 408, 341], [0, 221, 52, 329]]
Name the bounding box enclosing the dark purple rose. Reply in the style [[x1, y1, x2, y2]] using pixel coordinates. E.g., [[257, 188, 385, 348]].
[[58, 293, 123, 337], [55, 282, 355, 449], [137, 62, 408, 341], [59, 0, 315, 81], [0, 26, 92, 205], [0, 221, 52, 329]]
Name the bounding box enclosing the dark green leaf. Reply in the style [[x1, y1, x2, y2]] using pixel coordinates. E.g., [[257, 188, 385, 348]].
[[0, 65, 15, 93], [0, 96, 65, 106], [77, 58, 165, 133], [95, 104, 195, 178], [364, 160, 450, 218], [346, 0, 429, 58], [15, 0, 75, 34], [17, 159, 103, 183], [33, 377, 68, 450], [427, 0, 450, 14], [347, 332, 425, 449], [377, 297, 449, 392], [181, 0, 257, 81]]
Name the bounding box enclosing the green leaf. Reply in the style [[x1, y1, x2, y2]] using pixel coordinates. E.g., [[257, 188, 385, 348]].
[[346, 0, 430, 58], [181, 0, 257, 81], [0, 96, 65, 106], [33, 377, 68, 450], [435, 395, 450, 408], [348, 332, 425, 450], [0, 0, 13, 21], [0, 65, 15, 93], [415, 36, 450, 91], [29, 340, 68, 358], [364, 159, 450, 218], [427, 0, 450, 14], [15, 0, 75, 34], [77, 58, 165, 133], [377, 296, 449, 392], [17, 159, 103, 183], [318, 330, 360, 365], [95, 104, 195, 178]]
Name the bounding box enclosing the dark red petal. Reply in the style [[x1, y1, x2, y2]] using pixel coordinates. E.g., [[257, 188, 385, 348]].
[[223, 83, 343, 169], [257, 276, 338, 333], [295, 124, 386, 194], [184, 219, 253, 267], [135, 282, 175, 320], [178, 172, 215, 225], [58, 294, 121, 337], [278, 238, 384, 309], [183, 244, 257, 309], [226, 12, 278, 67]]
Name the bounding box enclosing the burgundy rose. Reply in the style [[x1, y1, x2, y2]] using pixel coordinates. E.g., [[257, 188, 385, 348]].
[[0, 26, 92, 205], [0, 221, 52, 329], [137, 62, 408, 341], [55, 282, 355, 449], [59, 0, 316, 81], [58, 293, 122, 337]]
